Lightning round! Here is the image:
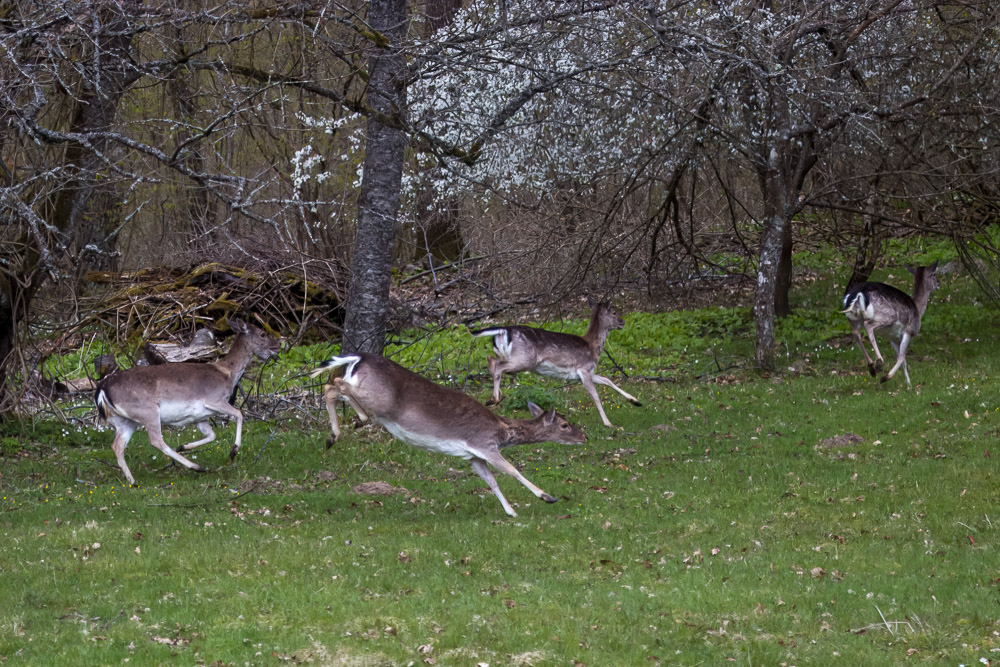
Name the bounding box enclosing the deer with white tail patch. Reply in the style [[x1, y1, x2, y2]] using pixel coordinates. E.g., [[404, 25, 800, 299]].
[[95, 318, 281, 485], [470, 302, 641, 427], [312, 353, 586, 517], [841, 262, 940, 385]]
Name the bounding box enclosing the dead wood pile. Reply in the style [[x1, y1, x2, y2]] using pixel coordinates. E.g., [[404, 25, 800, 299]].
[[83, 261, 344, 344]]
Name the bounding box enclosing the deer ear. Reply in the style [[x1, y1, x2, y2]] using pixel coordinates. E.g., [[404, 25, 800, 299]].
[[527, 401, 544, 418], [930, 260, 939, 271], [229, 318, 247, 334], [906, 266, 916, 275]]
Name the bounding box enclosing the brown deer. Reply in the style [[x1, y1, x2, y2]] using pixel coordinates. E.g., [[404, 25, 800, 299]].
[[841, 262, 940, 385], [469, 302, 641, 427], [95, 318, 281, 485], [311, 354, 587, 517]]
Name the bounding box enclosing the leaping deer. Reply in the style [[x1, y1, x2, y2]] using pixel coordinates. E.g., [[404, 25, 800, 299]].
[[311, 353, 586, 517], [469, 302, 641, 427], [95, 318, 281, 485], [841, 262, 940, 385]]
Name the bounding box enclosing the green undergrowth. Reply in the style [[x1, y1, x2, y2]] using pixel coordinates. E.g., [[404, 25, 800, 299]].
[[4, 259, 1000, 665]]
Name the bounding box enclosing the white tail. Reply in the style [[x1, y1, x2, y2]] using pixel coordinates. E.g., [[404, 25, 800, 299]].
[[94, 318, 281, 485], [314, 353, 587, 517], [841, 262, 940, 385], [470, 302, 641, 427]]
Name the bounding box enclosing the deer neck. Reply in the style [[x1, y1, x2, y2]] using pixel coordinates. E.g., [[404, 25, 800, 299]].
[[212, 334, 254, 390], [911, 273, 933, 317], [496, 417, 542, 448], [581, 312, 610, 358]]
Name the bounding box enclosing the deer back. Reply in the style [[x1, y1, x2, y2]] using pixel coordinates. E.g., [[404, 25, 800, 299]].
[[329, 354, 586, 450], [96, 318, 279, 424], [338, 354, 507, 440]]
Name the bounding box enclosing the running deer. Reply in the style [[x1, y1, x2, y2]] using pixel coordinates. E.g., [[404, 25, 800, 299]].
[[841, 262, 940, 385], [469, 302, 641, 427], [311, 354, 587, 517], [95, 318, 281, 485]]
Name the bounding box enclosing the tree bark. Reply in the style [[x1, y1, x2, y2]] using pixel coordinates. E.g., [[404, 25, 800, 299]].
[[754, 158, 790, 371], [846, 212, 881, 290], [774, 218, 793, 318], [341, 0, 409, 355]]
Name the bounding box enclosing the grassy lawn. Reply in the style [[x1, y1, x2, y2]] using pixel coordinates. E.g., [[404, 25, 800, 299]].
[[2, 263, 1000, 665]]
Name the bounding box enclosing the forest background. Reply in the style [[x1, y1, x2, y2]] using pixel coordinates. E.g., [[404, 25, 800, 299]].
[[1, 0, 999, 409]]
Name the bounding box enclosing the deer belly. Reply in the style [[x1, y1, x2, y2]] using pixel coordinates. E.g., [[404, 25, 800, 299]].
[[884, 321, 906, 341], [535, 361, 580, 381], [380, 421, 476, 459], [158, 400, 216, 428]]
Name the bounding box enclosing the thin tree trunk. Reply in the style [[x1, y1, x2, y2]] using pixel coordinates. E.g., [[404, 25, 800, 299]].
[[846, 213, 881, 289], [341, 0, 409, 355], [413, 0, 464, 265]]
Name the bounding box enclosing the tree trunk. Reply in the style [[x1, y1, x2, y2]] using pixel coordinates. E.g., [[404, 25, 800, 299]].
[[846, 213, 881, 290], [59, 1, 143, 279], [341, 0, 409, 355], [754, 161, 790, 371], [754, 214, 786, 371], [774, 218, 793, 317]]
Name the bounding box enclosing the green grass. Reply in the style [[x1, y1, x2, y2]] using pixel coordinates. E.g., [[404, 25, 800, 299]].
[[3, 263, 1000, 665]]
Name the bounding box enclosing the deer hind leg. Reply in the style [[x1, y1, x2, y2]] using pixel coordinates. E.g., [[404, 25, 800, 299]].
[[176, 421, 216, 453], [486, 356, 506, 405], [143, 419, 206, 474], [322, 379, 369, 448], [322, 383, 344, 444], [882, 334, 912, 386], [109, 418, 138, 485], [863, 323, 885, 373], [579, 371, 614, 428], [850, 322, 877, 376], [591, 373, 642, 406]]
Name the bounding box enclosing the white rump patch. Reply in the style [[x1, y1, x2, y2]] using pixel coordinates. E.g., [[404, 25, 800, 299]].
[[843, 293, 874, 322], [311, 355, 363, 382]]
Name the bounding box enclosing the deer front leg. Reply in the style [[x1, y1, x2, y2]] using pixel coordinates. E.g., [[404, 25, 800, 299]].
[[196, 401, 245, 461], [591, 373, 642, 406], [470, 458, 518, 517], [474, 450, 558, 508], [176, 421, 216, 452], [578, 370, 614, 428], [143, 419, 207, 474]]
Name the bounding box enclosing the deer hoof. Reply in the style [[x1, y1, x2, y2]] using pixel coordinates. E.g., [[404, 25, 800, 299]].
[[484, 396, 501, 407], [541, 493, 558, 503], [867, 363, 877, 377], [631, 399, 643, 407], [193, 464, 207, 473], [880, 375, 891, 384], [229, 448, 239, 462], [325, 435, 339, 450]]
